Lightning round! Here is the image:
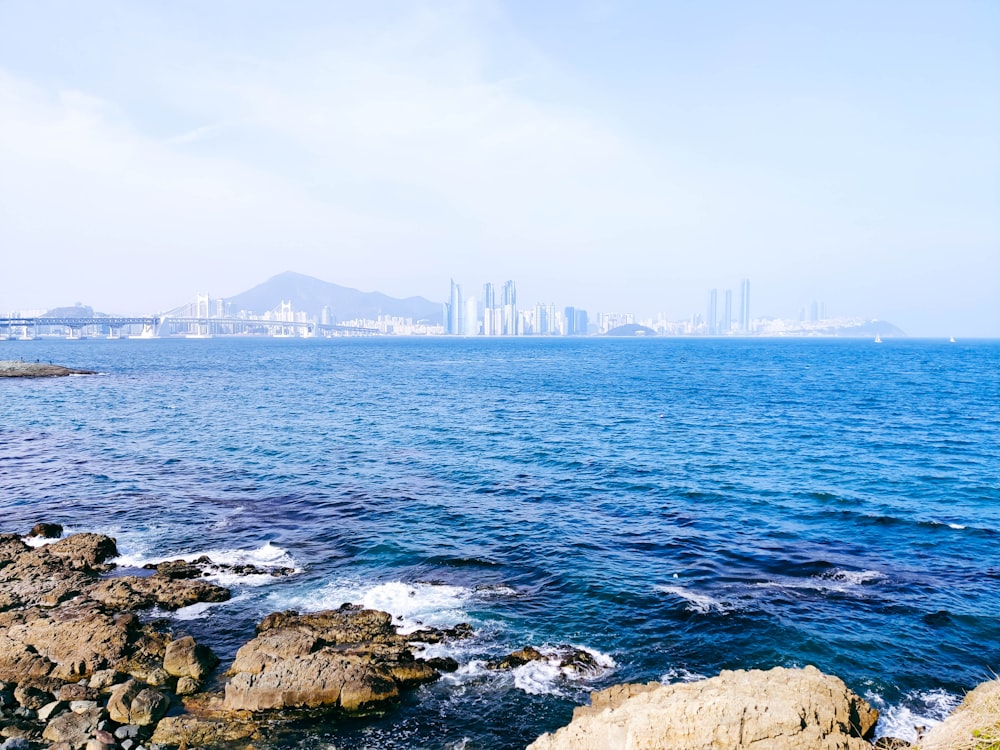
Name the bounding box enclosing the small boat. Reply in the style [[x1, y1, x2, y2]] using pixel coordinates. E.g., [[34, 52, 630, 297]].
[[949, 336, 956, 343], [874, 333, 882, 343]]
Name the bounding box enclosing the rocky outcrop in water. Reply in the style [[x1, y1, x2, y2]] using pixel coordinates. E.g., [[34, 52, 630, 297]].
[[223, 606, 445, 713], [0, 361, 97, 378], [527, 665, 879, 750]]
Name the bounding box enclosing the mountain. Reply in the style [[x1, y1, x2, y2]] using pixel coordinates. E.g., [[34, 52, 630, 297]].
[[225, 272, 442, 324]]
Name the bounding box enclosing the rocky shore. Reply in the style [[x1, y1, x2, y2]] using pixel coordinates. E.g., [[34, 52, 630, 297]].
[[0, 362, 97, 378], [0, 526, 472, 749], [1, 526, 996, 749]]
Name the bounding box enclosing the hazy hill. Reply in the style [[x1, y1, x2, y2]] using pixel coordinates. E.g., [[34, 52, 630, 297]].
[[225, 272, 442, 324], [42, 305, 103, 318]]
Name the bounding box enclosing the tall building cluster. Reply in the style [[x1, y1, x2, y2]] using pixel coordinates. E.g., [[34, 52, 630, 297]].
[[705, 278, 751, 335], [443, 279, 589, 336]]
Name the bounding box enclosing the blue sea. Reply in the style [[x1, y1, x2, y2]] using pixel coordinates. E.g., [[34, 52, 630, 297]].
[[2, 337, 998, 748]]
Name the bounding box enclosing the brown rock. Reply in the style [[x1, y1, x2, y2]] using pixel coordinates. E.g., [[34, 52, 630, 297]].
[[46, 534, 119, 572], [107, 679, 143, 724], [527, 665, 878, 750], [488, 646, 545, 669], [57, 682, 100, 702], [29, 523, 63, 539], [163, 636, 219, 681], [13, 677, 61, 709], [222, 607, 438, 715], [129, 686, 170, 726], [41, 705, 104, 747], [89, 575, 230, 610], [150, 714, 261, 747]]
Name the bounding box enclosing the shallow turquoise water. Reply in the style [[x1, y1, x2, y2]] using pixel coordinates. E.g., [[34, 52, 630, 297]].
[[1, 337, 998, 747]]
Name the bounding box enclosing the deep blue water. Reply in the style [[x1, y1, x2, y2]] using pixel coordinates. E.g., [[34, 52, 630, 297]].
[[1, 337, 999, 748]]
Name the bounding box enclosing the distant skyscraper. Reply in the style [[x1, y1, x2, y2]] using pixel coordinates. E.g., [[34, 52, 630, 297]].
[[447, 279, 463, 335], [564, 306, 576, 335], [501, 280, 517, 335], [465, 296, 478, 336], [482, 282, 498, 335], [739, 278, 750, 333], [724, 289, 733, 334], [708, 289, 718, 335], [575, 309, 588, 336]]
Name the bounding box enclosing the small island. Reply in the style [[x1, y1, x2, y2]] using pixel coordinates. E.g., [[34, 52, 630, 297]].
[[0, 360, 97, 378]]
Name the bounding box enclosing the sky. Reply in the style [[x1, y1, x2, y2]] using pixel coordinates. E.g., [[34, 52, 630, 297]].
[[0, 1, 997, 336]]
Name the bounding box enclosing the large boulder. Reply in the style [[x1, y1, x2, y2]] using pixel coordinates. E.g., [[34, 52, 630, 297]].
[[918, 677, 1000, 749], [222, 606, 439, 714], [163, 636, 219, 681], [527, 665, 878, 750]]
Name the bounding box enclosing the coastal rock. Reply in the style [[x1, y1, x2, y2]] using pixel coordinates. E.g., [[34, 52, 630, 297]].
[[41, 705, 105, 746], [28, 523, 63, 539], [223, 607, 440, 714], [107, 679, 169, 726], [150, 714, 260, 747], [163, 636, 219, 681], [44, 534, 118, 570], [527, 665, 878, 750], [0, 601, 169, 682], [88, 574, 231, 611], [0, 361, 97, 378], [487, 645, 606, 676], [918, 677, 1000, 749]]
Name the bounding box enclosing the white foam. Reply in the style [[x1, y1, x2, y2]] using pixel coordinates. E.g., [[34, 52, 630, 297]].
[[510, 646, 617, 696], [756, 569, 886, 597], [868, 689, 961, 742], [661, 667, 707, 684], [270, 580, 471, 634], [657, 585, 727, 613], [23, 535, 59, 548], [948, 523, 966, 530], [172, 601, 222, 621], [112, 542, 299, 587], [822, 568, 886, 586]]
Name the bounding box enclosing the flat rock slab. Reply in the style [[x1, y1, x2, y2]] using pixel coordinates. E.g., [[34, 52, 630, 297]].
[[0, 361, 97, 378]]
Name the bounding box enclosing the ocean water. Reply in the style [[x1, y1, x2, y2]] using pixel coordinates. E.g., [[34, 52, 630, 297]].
[[1, 337, 998, 748]]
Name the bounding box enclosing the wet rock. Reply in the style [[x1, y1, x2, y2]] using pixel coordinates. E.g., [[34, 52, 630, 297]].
[[528, 665, 878, 750], [424, 656, 459, 672], [0, 738, 30, 750], [407, 622, 474, 643], [28, 523, 63, 539], [486, 645, 600, 673], [487, 646, 545, 670], [163, 636, 218, 681], [145, 559, 205, 580]]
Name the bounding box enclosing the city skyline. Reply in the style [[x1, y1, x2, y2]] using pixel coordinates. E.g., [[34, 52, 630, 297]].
[[1, 3, 997, 336]]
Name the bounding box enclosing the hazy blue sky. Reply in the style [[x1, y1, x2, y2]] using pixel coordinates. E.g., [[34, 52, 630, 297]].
[[1, 1, 997, 335]]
